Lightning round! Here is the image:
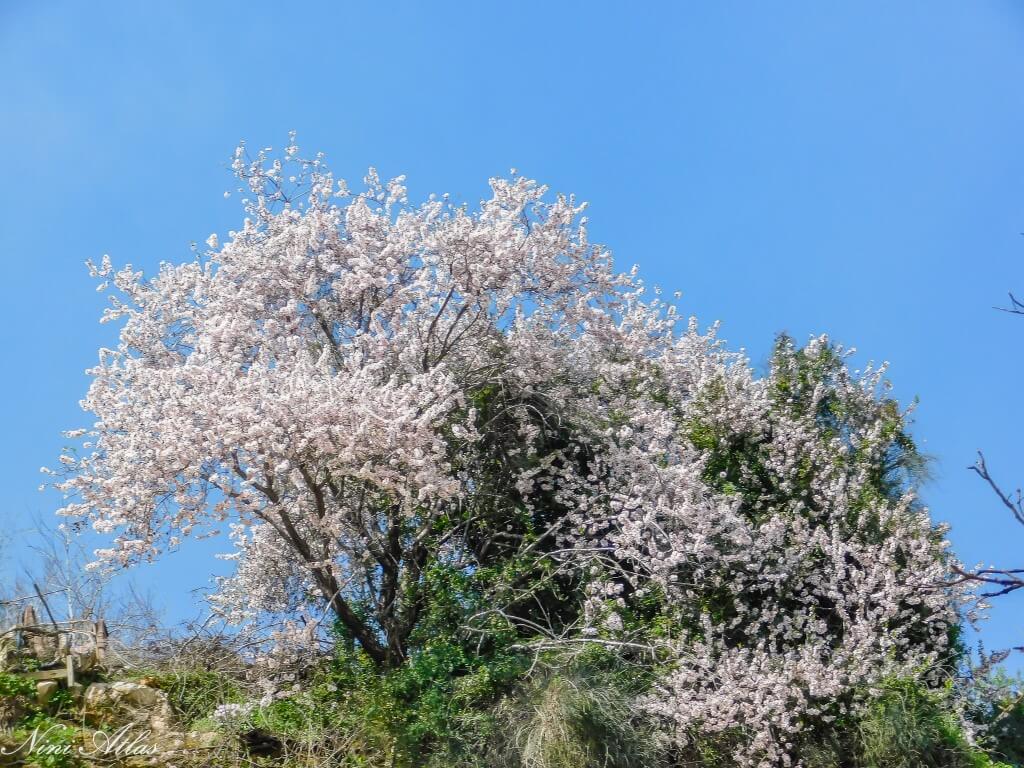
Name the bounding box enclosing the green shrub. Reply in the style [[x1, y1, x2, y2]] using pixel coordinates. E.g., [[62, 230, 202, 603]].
[[479, 655, 659, 768], [11, 713, 79, 768], [974, 686, 1024, 767], [990, 698, 1024, 766], [856, 678, 993, 768], [137, 668, 246, 726], [0, 670, 37, 698], [0, 671, 37, 730]]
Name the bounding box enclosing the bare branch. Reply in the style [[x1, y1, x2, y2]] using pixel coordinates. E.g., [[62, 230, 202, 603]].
[[959, 451, 1024, 597]]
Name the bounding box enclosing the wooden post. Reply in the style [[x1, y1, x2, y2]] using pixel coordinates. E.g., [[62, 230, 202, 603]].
[[19, 604, 37, 627], [19, 605, 54, 659], [94, 619, 108, 663], [16, 605, 37, 650], [65, 654, 74, 689]]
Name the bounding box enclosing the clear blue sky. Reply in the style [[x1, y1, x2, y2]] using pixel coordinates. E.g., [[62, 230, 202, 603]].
[[2, 1, 1023, 660]]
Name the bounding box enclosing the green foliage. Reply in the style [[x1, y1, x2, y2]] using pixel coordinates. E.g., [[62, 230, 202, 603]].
[[11, 714, 80, 768], [0, 670, 37, 698], [482, 655, 659, 768], [318, 621, 528, 763], [665, 678, 1014, 768], [221, 559, 535, 766], [690, 334, 927, 522], [988, 694, 1024, 767], [46, 687, 74, 715], [138, 668, 246, 726], [854, 678, 997, 768], [969, 671, 1024, 768], [258, 646, 658, 768]]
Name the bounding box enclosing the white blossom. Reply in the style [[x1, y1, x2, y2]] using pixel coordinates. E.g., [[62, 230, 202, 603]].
[[47, 141, 970, 766]]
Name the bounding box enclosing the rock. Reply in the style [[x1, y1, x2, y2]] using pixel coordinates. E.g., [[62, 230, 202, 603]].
[[0, 696, 27, 728], [75, 726, 166, 768], [111, 681, 162, 708], [36, 680, 59, 707], [185, 730, 223, 749], [85, 681, 160, 709], [148, 709, 176, 735], [0, 636, 17, 671], [83, 681, 176, 733], [83, 681, 111, 709], [108, 729, 224, 768]]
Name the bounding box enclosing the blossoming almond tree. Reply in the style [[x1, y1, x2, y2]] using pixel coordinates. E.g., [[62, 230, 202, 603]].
[[51, 140, 641, 669], [49, 141, 969, 766]]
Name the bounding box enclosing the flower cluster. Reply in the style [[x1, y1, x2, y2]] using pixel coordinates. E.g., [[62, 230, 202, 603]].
[[559, 332, 966, 765], [212, 702, 255, 724]]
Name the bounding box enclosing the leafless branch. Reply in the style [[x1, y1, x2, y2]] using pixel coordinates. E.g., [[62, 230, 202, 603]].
[[956, 452, 1024, 597], [996, 291, 1024, 316]]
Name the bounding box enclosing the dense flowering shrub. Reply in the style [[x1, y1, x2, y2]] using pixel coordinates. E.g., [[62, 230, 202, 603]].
[[561, 333, 967, 765], [49, 141, 969, 766]]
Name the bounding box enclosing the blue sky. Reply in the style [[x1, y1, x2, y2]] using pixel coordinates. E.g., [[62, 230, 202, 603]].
[[2, 1, 1023, 661]]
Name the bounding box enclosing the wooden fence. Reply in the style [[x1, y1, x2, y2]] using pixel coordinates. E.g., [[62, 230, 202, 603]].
[[0, 603, 108, 687]]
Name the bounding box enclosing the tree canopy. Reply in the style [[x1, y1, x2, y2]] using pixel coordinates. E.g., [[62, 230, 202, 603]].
[[49, 143, 970, 766]]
